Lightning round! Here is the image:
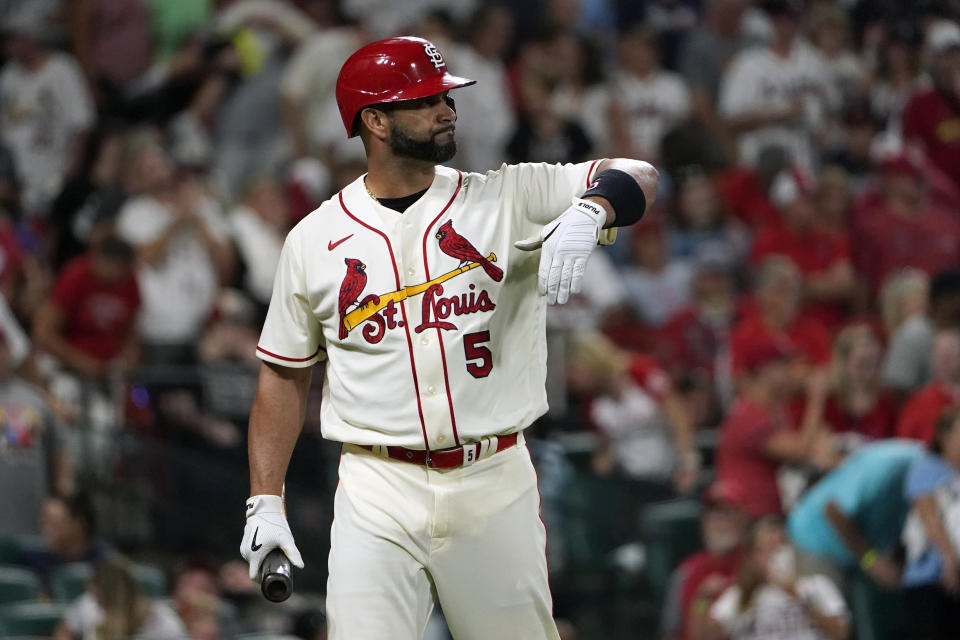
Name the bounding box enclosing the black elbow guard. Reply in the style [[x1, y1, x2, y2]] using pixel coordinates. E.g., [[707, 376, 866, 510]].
[[582, 169, 647, 227]]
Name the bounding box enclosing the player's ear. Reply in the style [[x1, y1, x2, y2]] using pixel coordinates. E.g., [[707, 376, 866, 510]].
[[359, 107, 390, 142]]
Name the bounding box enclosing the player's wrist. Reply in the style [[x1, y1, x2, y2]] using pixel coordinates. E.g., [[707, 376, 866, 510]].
[[246, 494, 285, 518], [570, 197, 609, 228], [579, 196, 615, 226]]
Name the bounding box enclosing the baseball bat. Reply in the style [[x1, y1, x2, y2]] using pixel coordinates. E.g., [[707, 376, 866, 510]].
[[342, 253, 497, 331], [260, 548, 293, 602]]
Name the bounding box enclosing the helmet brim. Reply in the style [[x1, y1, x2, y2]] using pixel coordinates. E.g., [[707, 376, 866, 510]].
[[348, 73, 476, 137]]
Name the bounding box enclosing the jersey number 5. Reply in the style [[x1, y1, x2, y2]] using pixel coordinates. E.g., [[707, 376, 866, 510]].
[[464, 331, 493, 378]]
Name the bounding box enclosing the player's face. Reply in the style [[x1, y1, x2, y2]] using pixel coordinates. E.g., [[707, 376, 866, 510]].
[[385, 92, 458, 163]]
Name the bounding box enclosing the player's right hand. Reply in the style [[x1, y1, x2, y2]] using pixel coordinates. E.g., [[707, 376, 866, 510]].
[[514, 197, 607, 304], [241, 494, 304, 581]]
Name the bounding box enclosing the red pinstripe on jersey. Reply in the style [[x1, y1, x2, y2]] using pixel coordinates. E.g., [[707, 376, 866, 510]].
[[421, 171, 464, 447], [338, 191, 431, 452], [586, 158, 601, 189], [256, 345, 325, 362]]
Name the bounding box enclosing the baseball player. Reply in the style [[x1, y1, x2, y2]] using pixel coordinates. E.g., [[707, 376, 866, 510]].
[[241, 36, 658, 639]]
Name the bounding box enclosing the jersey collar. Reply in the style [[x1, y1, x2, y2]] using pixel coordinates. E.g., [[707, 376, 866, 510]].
[[340, 165, 462, 228]]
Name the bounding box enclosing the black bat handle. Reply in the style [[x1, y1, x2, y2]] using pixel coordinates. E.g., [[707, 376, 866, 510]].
[[260, 548, 293, 602]]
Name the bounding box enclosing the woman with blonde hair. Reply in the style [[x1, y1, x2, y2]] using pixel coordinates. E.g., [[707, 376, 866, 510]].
[[800, 324, 897, 463], [880, 268, 932, 395], [54, 554, 184, 640], [566, 331, 699, 493]]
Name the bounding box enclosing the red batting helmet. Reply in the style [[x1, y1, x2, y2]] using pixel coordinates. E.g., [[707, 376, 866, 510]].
[[335, 36, 476, 138]]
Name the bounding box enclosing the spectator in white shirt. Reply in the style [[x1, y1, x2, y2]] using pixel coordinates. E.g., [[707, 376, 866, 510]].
[[621, 214, 694, 328], [54, 554, 185, 640], [230, 176, 288, 307], [608, 25, 691, 163], [444, 4, 515, 173], [0, 10, 94, 217], [696, 517, 850, 640], [718, 0, 838, 172], [115, 130, 234, 362]]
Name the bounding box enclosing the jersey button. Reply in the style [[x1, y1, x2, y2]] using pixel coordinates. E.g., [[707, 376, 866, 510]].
[[420, 336, 429, 346], [407, 267, 416, 277], [437, 434, 446, 444], [427, 385, 436, 394]]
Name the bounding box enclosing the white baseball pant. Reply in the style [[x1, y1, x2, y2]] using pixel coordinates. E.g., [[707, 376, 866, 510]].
[[326, 439, 561, 640]]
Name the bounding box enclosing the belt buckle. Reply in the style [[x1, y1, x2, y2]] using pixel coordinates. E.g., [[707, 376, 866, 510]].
[[425, 450, 436, 469]]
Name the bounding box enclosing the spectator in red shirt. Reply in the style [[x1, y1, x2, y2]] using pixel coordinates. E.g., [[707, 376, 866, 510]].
[[715, 337, 828, 518], [752, 168, 855, 328], [33, 235, 140, 378], [660, 482, 750, 640], [662, 252, 739, 423], [897, 328, 960, 445], [902, 21, 960, 191], [715, 145, 789, 230], [567, 331, 700, 493], [850, 153, 960, 291], [730, 256, 831, 378], [802, 324, 898, 449]]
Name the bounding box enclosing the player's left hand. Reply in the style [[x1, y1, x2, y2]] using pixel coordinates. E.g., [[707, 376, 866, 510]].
[[514, 198, 607, 304], [241, 494, 304, 581]]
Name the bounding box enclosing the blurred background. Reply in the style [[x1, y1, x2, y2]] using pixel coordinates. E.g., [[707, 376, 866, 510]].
[[1, 0, 960, 639]]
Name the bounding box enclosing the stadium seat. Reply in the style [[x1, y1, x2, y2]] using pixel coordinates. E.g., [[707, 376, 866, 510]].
[[0, 538, 21, 565], [50, 562, 93, 603], [131, 563, 167, 597], [0, 566, 40, 604], [0, 600, 68, 636], [639, 498, 703, 603], [0, 535, 44, 566]]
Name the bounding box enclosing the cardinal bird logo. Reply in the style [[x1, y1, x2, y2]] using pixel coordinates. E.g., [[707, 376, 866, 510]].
[[435, 221, 503, 282], [338, 258, 380, 339]]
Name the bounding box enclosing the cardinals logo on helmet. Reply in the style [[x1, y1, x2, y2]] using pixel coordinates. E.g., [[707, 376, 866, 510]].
[[435, 221, 503, 282], [422, 42, 445, 70]]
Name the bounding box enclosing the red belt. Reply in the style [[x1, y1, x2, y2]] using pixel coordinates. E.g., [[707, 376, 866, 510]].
[[359, 433, 520, 469]]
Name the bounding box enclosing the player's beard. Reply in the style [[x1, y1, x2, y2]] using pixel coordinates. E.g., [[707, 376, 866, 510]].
[[388, 123, 457, 163]]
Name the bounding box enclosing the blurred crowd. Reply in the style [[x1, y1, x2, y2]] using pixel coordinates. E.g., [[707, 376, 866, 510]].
[[1, 0, 960, 638]]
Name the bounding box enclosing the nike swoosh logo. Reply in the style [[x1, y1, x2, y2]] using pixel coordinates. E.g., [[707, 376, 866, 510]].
[[328, 234, 354, 251], [246, 502, 254, 511], [251, 527, 263, 552]]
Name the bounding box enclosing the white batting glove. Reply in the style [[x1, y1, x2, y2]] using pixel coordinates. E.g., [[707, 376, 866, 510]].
[[515, 198, 607, 304], [240, 494, 304, 581]]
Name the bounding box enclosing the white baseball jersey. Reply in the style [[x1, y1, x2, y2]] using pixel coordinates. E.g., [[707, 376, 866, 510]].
[[257, 160, 613, 450], [612, 69, 691, 161], [718, 40, 838, 171], [0, 52, 94, 215]]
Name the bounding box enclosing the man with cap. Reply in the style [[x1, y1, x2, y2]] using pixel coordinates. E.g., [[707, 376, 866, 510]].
[[903, 20, 960, 191], [239, 36, 659, 639], [850, 152, 960, 292], [661, 481, 750, 640], [715, 335, 834, 518], [751, 168, 855, 329]]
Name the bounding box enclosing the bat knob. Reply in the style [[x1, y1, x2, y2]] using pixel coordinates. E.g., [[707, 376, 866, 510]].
[[260, 548, 294, 602]]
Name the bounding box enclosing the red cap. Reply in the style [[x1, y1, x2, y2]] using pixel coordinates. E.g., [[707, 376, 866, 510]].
[[739, 337, 797, 373], [703, 481, 748, 508], [880, 154, 924, 181], [335, 36, 476, 137]]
